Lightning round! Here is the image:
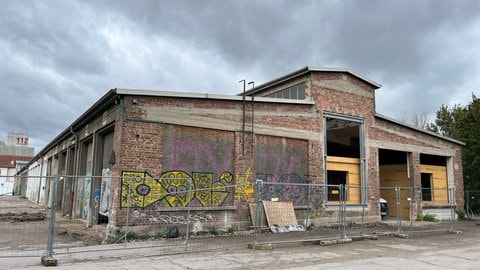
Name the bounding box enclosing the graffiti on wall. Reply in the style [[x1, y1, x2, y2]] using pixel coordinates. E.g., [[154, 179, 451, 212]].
[[234, 167, 254, 202], [255, 136, 310, 206], [99, 168, 111, 216], [122, 209, 217, 226], [193, 171, 232, 206], [120, 170, 233, 208], [168, 139, 234, 176], [309, 185, 326, 209], [258, 173, 314, 205], [92, 188, 100, 224], [148, 213, 216, 224], [78, 175, 91, 219], [257, 151, 301, 180]]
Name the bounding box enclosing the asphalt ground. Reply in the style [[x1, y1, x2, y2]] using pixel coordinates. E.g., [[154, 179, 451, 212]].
[[1, 220, 479, 270]]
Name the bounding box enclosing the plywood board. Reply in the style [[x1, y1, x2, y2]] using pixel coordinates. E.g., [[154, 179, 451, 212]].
[[262, 201, 298, 226], [327, 156, 361, 204], [420, 164, 448, 203], [379, 164, 410, 218]]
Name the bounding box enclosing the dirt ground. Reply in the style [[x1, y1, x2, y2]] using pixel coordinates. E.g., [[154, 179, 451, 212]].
[[1, 195, 478, 254], [0, 196, 105, 250]]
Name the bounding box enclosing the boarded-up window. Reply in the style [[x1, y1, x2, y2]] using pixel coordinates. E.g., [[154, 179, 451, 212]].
[[421, 173, 432, 201], [326, 156, 361, 204], [327, 170, 347, 201], [420, 165, 448, 204]]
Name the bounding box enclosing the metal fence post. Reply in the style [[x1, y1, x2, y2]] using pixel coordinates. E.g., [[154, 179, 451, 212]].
[[253, 179, 264, 244], [305, 179, 311, 233], [450, 187, 457, 231], [339, 184, 346, 239], [395, 186, 403, 233], [184, 178, 192, 249], [124, 176, 132, 248], [41, 175, 58, 266], [408, 187, 414, 232]]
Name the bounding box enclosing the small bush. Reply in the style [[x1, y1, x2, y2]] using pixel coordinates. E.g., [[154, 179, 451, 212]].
[[226, 226, 237, 234], [456, 208, 467, 220], [417, 213, 437, 222], [208, 227, 219, 236]]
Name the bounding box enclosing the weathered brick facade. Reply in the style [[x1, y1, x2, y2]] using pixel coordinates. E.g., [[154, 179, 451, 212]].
[[18, 67, 464, 236]]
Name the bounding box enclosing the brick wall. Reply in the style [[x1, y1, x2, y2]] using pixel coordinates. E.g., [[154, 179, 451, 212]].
[[106, 72, 463, 229]]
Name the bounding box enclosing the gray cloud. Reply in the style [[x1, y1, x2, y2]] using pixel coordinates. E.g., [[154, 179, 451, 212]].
[[1, 0, 479, 153]]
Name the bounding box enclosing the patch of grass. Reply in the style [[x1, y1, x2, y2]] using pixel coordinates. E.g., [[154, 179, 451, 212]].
[[114, 229, 136, 243], [138, 233, 151, 240]]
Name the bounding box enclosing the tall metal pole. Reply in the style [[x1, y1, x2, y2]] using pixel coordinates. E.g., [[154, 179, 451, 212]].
[[248, 81, 255, 134], [239, 80, 246, 155]]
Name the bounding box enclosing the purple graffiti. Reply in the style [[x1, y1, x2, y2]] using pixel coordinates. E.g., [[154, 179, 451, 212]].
[[172, 141, 198, 171], [172, 140, 233, 175], [259, 151, 299, 180]]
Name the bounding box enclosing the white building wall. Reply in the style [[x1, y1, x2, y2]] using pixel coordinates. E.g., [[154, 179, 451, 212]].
[[25, 159, 48, 204], [0, 167, 15, 195]]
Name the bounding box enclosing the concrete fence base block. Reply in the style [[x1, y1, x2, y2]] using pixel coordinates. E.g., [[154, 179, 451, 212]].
[[248, 243, 274, 250], [319, 239, 338, 246], [351, 235, 378, 241], [449, 229, 463, 235], [394, 233, 409, 239], [337, 238, 353, 244], [41, 256, 58, 266], [363, 235, 378, 240], [320, 238, 352, 246]]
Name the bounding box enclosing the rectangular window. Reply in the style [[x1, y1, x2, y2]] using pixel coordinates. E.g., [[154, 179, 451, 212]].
[[291, 87, 298, 99], [266, 83, 306, 100], [327, 170, 347, 201], [298, 83, 305, 99], [421, 173, 432, 201]]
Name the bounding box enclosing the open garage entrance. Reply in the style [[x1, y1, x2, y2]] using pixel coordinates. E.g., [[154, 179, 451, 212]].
[[324, 114, 365, 206], [379, 149, 410, 219]]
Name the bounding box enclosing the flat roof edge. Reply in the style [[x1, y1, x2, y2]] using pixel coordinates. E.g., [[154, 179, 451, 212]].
[[375, 113, 465, 146], [115, 88, 315, 104]]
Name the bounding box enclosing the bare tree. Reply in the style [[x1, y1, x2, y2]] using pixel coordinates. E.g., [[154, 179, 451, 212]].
[[411, 112, 430, 129], [396, 112, 432, 130]]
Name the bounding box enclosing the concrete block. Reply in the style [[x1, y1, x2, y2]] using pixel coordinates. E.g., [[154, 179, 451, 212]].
[[248, 243, 274, 250], [41, 256, 58, 266], [337, 238, 352, 244], [395, 233, 409, 239], [319, 239, 338, 246]]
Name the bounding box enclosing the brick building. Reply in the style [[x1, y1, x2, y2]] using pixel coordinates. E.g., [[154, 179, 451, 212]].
[[0, 133, 34, 195], [16, 67, 464, 236]]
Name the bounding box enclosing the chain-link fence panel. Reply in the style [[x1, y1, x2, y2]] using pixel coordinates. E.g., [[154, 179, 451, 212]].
[[0, 175, 50, 258], [0, 174, 465, 260]]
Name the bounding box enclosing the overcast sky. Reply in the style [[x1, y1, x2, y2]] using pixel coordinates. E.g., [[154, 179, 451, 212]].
[[1, 0, 479, 154]]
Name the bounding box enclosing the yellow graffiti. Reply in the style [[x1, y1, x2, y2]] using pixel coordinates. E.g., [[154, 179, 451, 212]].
[[193, 172, 229, 206], [121, 170, 233, 208], [121, 171, 168, 208], [220, 172, 234, 183], [234, 168, 254, 202], [159, 171, 195, 207]]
